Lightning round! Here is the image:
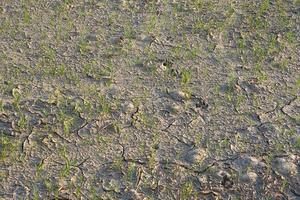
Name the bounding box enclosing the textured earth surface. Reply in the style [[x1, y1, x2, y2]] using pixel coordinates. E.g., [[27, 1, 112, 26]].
[[0, 0, 299, 199]]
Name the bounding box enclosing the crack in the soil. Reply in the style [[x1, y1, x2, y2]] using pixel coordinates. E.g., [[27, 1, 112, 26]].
[[291, 187, 300, 197], [279, 96, 298, 122], [256, 122, 271, 146], [20, 126, 36, 154], [72, 118, 96, 140], [52, 131, 72, 144], [263, 96, 297, 121], [161, 120, 197, 146], [160, 155, 240, 177], [171, 134, 195, 147], [160, 160, 216, 174], [21, 133, 31, 154], [130, 106, 140, 127], [161, 119, 176, 131], [117, 139, 147, 165]]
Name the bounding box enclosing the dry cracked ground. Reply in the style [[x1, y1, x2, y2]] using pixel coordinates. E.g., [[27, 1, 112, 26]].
[[0, 0, 300, 199]]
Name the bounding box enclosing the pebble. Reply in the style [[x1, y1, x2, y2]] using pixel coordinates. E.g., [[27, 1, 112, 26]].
[[240, 171, 258, 183], [184, 148, 207, 164], [102, 179, 121, 193], [272, 158, 298, 176], [168, 90, 190, 102]]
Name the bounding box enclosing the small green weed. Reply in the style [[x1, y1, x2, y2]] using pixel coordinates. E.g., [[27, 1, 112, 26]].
[[294, 136, 300, 148], [23, 7, 30, 24], [181, 69, 191, 85], [0, 100, 3, 112], [0, 135, 18, 163], [12, 88, 21, 110], [17, 114, 28, 130], [180, 182, 196, 200]]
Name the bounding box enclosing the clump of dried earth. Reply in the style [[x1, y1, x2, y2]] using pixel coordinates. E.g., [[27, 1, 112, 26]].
[[0, 0, 299, 199]]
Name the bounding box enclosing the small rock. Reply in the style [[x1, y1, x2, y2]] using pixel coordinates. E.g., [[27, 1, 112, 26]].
[[122, 102, 135, 114], [184, 148, 207, 164], [219, 84, 230, 93], [238, 80, 258, 94], [168, 90, 190, 102], [110, 35, 124, 45], [198, 176, 208, 184], [104, 123, 119, 134], [129, 189, 145, 199], [249, 156, 263, 166], [240, 171, 258, 183], [78, 125, 92, 138], [86, 34, 97, 41], [272, 158, 298, 176], [165, 104, 181, 114], [102, 179, 122, 193], [140, 34, 155, 44], [217, 170, 231, 178]]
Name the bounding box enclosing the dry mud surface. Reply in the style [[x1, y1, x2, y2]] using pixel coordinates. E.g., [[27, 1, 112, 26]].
[[0, 0, 300, 199]]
